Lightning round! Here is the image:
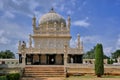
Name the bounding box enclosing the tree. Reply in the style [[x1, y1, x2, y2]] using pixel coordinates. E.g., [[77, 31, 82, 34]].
[[83, 46, 109, 59], [110, 59, 113, 64], [111, 50, 120, 59], [107, 58, 115, 64], [114, 58, 118, 63], [83, 47, 95, 59], [0, 50, 15, 59], [95, 43, 104, 77], [107, 59, 111, 64]]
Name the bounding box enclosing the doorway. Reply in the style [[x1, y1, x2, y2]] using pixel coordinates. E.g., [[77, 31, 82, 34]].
[[49, 55, 55, 64]]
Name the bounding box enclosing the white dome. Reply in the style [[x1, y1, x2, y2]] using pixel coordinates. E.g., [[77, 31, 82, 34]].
[[39, 8, 66, 25]]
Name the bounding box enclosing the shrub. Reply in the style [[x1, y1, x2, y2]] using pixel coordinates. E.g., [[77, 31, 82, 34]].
[[0, 76, 7, 80], [7, 73, 20, 80]]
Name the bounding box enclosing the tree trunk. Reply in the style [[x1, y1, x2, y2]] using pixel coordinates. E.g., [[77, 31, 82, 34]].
[[97, 74, 101, 77]]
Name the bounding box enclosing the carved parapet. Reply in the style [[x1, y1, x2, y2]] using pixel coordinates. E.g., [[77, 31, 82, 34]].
[[68, 48, 83, 54], [25, 48, 64, 54]]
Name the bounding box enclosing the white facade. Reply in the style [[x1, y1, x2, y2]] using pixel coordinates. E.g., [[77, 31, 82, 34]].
[[18, 8, 83, 66]]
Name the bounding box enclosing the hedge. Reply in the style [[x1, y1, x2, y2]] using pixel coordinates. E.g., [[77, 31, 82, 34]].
[[0, 73, 20, 80]]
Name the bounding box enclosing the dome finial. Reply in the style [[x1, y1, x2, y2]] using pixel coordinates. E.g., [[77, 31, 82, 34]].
[[49, 7, 55, 13], [51, 7, 54, 11]]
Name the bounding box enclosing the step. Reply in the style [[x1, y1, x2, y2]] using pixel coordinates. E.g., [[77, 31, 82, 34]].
[[25, 68, 64, 70], [24, 70, 64, 72], [23, 67, 65, 77], [24, 74, 65, 77]]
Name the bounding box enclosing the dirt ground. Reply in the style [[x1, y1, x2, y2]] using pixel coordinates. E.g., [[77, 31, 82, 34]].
[[21, 77, 120, 80], [21, 77, 65, 80]]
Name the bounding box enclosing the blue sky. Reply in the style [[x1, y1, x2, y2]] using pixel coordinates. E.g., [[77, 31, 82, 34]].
[[0, 0, 120, 58]]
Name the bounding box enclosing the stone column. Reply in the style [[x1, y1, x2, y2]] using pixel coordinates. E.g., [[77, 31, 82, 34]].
[[64, 45, 68, 77], [64, 45, 68, 65], [61, 54, 64, 65], [19, 54, 22, 63], [26, 54, 27, 65], [46, 54, 48, 65], [31, 54, 33, 65], [21, 50, 26, 68], [21, 41, 26, 67], [38, 54, 41, 64]]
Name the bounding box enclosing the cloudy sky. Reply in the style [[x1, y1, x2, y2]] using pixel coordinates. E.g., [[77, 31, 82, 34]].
[[0, 0, 120, 58]]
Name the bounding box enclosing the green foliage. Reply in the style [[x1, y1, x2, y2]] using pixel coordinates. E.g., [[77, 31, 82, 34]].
[[83, 47, 95, 59], [95, 43, 104, 77], [0, 76, 7, 80], [7, 73, 20, 80], [0, 50, 15, 59], [107, 59, 115, 64], [115, 58, 118, 63], [111, 50, 120, 59], [110, 59, 114, 64], [83, 46, 109, 59], [107, 59, 117, 64], [107, 59, 111, 64]]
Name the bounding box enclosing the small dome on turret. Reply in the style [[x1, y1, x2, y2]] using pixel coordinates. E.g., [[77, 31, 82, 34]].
[[39, 8, 66, 26]]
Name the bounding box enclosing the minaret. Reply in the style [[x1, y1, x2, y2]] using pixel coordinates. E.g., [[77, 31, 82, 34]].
[[80, 41, 84, 53], [29, 34, 32, 48], [32, 15, 36, 30], [77, 34, 80, 48], [61, 22, 64, 31], [67, 15, 71, 30], [18, 41, 21, 52]]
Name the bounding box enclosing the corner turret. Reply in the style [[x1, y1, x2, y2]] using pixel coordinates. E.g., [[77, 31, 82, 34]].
[[32, 15, 36, 30], [67, 15, 71, 30]]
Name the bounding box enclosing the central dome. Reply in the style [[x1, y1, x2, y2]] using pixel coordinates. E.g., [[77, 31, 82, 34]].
[[39, 8, 66, 25]]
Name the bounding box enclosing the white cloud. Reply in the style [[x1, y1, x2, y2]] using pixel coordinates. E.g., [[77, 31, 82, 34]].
[[0, 30, 10, 44], [73, 17, 90, 27], [60, 5, 65, 11], [3, 11, 15, 18], [0, 18, 29, 52], [116, 35, 120, 49], [70, 39, 77, 48], [70, 0, 76, 6], [81, 35, 114, 56], [67, 10, 73, 15], [0, 30, 4, 36], [81, 36, 101, 44], [78, 0, 87, 11], [0, 37, 10, 44], [0, 1, 3, 10], [104, 47, 113, 56]]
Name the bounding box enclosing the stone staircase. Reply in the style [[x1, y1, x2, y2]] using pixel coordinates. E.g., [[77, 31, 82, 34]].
[[23, 66, 65, 77]]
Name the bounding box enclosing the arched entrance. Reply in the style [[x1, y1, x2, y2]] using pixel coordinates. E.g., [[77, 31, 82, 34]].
[[48, 54, 56, 65]]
